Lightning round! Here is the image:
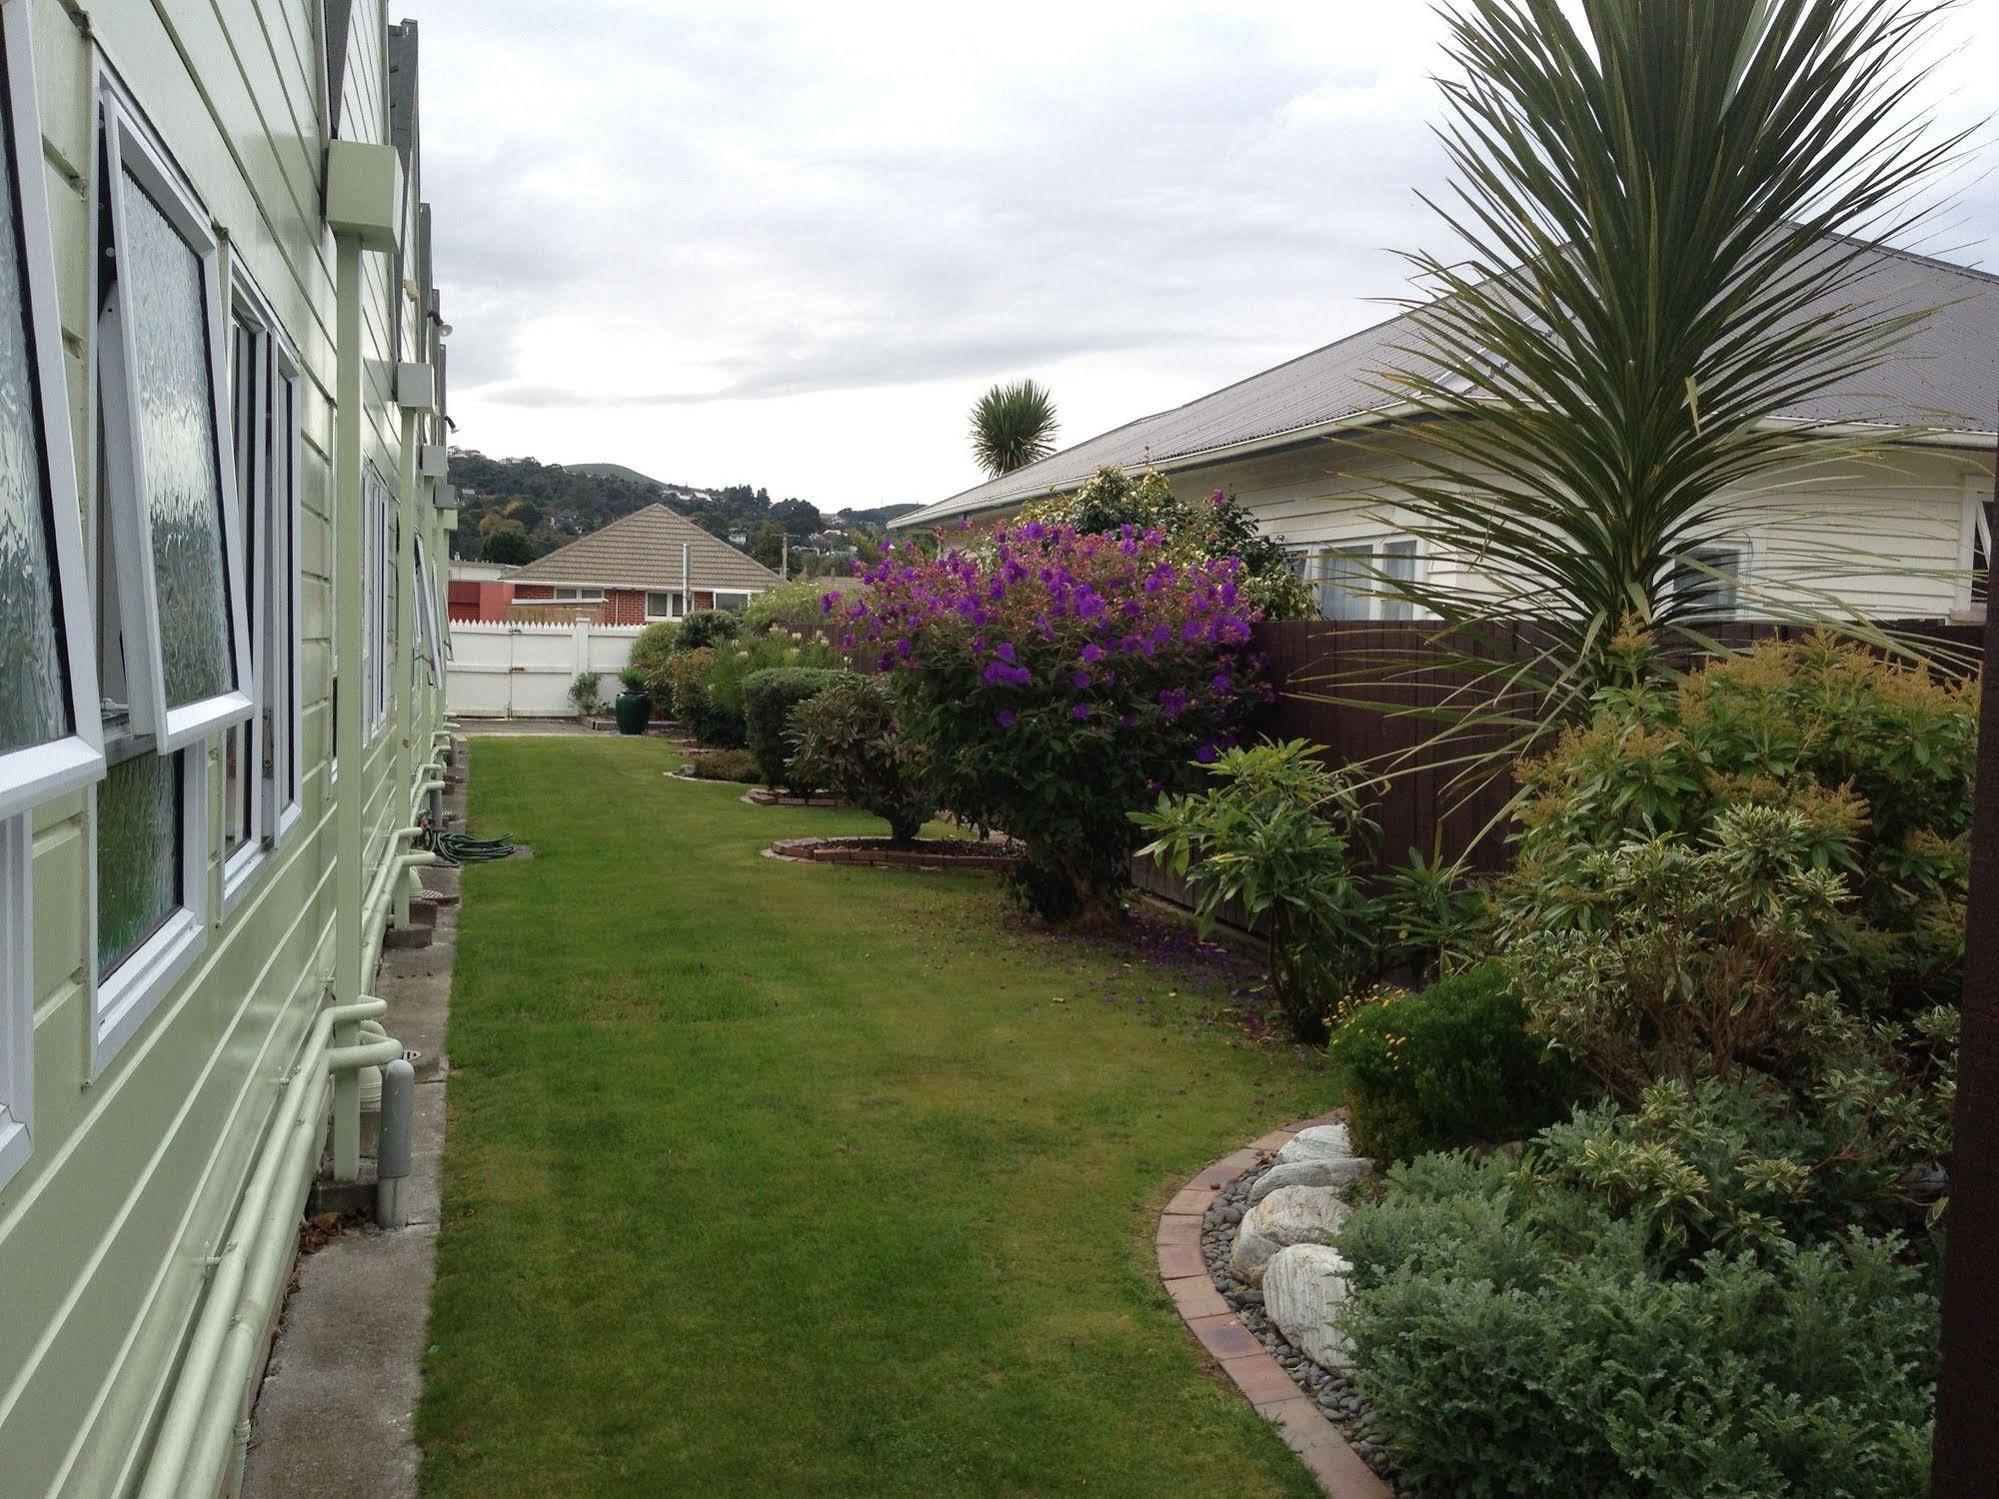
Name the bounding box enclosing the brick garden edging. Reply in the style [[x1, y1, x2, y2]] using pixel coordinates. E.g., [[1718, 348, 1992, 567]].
[[1157, 1117, 1391, 1499], [765, 836, 1022, 872]]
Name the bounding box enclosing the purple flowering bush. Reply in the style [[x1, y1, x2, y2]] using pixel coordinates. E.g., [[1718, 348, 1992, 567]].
[[828, 521, 1270, 923]]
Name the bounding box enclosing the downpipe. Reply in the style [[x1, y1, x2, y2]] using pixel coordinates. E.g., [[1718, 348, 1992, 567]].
[[138, 997, 398, 1499], [333, 829, 436, 1182]]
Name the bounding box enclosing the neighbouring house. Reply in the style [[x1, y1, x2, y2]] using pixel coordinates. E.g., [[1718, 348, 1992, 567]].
[[498, 502, 781, 623], [894, 239, 1998, 623], [446, 556, 518, 623], [0, 4, 456, 1494]]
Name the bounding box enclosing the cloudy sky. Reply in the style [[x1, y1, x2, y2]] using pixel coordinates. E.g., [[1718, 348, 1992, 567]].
[[413, 0, 1999, 513]]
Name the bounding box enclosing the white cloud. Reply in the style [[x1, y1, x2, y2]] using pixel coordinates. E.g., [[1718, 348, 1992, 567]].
[[415, 0, 1999, 510]]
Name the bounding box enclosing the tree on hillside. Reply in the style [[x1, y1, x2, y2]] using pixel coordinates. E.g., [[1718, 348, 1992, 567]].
[[969, 379, 1059, 477], [482, 525, 535, 566], [750, 520, 788, 572]]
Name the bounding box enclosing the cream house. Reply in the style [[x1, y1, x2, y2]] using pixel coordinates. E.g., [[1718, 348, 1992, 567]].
[[895, 239, 1998, 623], [0, 3, 455, 1494]]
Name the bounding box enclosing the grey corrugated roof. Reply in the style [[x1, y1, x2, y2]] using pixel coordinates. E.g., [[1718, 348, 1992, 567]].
[[510, 504, 782, 591], [895, 237, 1999, 530]]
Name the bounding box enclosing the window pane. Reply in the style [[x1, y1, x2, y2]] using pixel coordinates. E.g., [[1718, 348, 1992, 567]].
[[121, 168, 231, 710], [1380, 541, 1417, 622], [1685, 546, 1740, 618], [0, 89, 70, 755], [96, 750, 180, 974], [1317, 549, 1372, 621]]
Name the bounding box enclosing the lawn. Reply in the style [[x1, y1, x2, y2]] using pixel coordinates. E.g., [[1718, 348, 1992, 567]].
[[417, 736, 1333, 1498]]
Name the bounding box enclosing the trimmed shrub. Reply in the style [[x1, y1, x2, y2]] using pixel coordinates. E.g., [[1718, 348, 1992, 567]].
[[674, 609, 740, 652], [567, 670, 602, 717], [743, 668, 847, 790], [629, 620, 679, 674], [1329, 963, 1576, 1161], [685, 748, 761, 783], [789, 675, 935, 843], [1337, 1143, 1938, 1498]]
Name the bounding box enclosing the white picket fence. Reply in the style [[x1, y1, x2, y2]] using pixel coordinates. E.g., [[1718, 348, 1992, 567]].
[[446, 621, 642, 718]]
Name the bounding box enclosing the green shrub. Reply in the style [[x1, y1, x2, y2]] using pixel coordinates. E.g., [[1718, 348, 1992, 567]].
[[1132, 740, 1377, 1042], [629, 620, 679, 674], [567, 671, 602, 716], [743, 667, 848, 790], [1377, 851, 1489, 984], [1330, 963, 1576, 1162], [657, 648, 725, 741], [685, 748, 760, 783], [788, 675, 935, 843], [617, 666, 647, 694], [1337, 1141, 1939, 1498], [743, 578, 842, 637], [674, 610, 740, 653]]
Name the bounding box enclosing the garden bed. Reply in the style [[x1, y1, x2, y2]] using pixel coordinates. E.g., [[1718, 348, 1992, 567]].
[[740, 787, 851, 808], [766, 835, 1023, 871]]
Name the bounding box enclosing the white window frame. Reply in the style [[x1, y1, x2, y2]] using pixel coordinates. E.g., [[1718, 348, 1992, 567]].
[[413, 532, 443, 681], [1956, 475, 1991, 614], [711, 590, 753, 613], [88, 739, 205, 1076], [1670, 540, 1750, 622], [643, 589, 685, 620], [272, 344, 304, 840], [1300, 535, 1423, 622], [96, 73, 254, 754], [219, 267, 304, 910], [548, 585, 603, 604], [1, 814, 32, 1191], [0, 1, 102, 820], [363, 467, 392, 740]]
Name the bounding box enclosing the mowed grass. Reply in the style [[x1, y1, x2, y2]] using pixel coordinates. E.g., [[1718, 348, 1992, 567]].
[[417, 737, 1332, 1498]]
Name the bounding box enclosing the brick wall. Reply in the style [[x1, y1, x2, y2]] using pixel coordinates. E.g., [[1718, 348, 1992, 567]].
[[603, 589, 647, 625]]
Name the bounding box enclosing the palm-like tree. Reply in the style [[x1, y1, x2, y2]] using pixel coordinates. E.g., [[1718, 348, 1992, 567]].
[[1357, 0, 1968, 720], [969, 379, 1060, 478]]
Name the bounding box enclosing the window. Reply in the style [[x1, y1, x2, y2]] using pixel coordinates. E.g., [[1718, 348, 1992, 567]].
[[548, 585, 602, 604], [363, 469, 393, 739], [97, 80, 252, 754], [644, 590, 684, 620], [413, 533, 443, 682], [712, 591, 752, 613], [1959, 478, 1991, 614], [221, 271, 303, 901], [1304, 537, 1419, 621], [0, 0, 100, 823], [89, 72, 220, 1073], [1675, 543, 1745, 621]]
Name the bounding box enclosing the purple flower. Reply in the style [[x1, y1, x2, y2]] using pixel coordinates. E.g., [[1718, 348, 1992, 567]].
[[996, 709, 1017, 728], [1082, 643, 1104, 664], [1196, 740, 1218, 764], [996, 642, 1016, 664], [1070, 703, 1091, 721], [1072, 671, 1092, 689], [1210, 672, 1232, 693]]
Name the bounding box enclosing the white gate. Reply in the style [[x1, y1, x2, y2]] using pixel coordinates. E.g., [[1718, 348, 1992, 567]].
[[445, 621, 641, 718]]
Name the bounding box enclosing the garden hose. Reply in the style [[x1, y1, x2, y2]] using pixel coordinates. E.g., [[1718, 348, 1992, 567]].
[[424, 829, 517, 865]]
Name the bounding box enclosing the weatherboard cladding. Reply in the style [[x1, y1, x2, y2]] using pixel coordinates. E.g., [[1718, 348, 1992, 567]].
[[508, 503, 782, 591], [901, 238, 1999, 528]]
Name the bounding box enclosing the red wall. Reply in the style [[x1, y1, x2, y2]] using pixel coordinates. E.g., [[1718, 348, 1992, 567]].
[[448, 580, 515, 621]]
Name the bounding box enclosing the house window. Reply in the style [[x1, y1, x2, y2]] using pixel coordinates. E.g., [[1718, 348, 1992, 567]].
[[221, 273, 304, 902], [712, 591, 752, 613], [1306, 538, 1419, 621], [1959, 479, 1990, 613], [414, 533, 443, 682], [96, 79, 253, 755], [550, 585, 603, 604], [644, 590, 685, 620], [3, 0, 99, 1175], [89, 75, 223, 1073], [1675, 543, 1744, 621], [363, 470, 394, 739], [0, 0, 101, 823]]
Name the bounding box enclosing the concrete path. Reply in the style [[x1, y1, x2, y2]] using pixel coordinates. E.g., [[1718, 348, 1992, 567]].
[[241, 752, 470, 1499]]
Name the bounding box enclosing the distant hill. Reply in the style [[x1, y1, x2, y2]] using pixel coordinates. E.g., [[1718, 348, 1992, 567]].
[[447, 449, 904, 569], [559, 461, 688, 493]]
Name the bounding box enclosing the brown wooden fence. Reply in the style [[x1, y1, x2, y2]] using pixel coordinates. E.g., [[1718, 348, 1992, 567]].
[[1133, 616, 1984, 917]]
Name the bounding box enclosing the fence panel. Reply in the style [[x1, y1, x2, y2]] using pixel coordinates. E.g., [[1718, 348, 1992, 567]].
[[445, 622, 643, 718]]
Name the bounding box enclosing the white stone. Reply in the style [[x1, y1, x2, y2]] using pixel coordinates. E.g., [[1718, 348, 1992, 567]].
[[1274, 1122, 1356, 1167], [1248, 1155, 1373, 1206], [1228, 1185, 1348, 1286], [1263, 1243, 1354, 1371]]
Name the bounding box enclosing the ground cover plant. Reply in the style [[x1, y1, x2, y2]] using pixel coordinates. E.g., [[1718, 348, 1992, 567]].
[[831, 521, 1270, 924], [420, 738, 1335, 1498]]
